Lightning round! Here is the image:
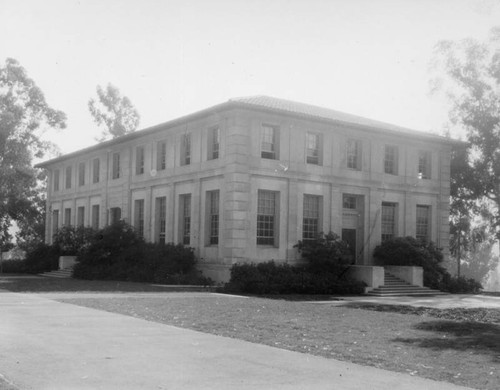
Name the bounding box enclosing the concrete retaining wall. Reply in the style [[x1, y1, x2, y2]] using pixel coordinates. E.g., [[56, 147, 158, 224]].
[[384, 266, 423, 287], [59, 256, 77, 270], [346, 265, 385, 293]]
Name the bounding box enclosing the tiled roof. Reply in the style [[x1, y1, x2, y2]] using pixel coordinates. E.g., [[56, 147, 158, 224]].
[[229, 95, 441, 139]]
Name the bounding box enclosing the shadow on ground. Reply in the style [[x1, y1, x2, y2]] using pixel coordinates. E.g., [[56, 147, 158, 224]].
[[394, 320, 500, 362]]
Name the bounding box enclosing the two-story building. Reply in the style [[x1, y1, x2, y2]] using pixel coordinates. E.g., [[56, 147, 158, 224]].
[[37, 96, 460, 282]]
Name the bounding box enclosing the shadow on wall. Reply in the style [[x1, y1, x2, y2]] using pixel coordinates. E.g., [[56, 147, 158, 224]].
[[394, 320, 500, 362]]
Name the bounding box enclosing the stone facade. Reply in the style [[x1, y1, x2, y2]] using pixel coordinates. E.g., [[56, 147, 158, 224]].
[[37, 96, 459, 282]]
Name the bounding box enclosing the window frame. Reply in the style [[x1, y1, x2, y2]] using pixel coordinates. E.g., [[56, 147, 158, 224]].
[[53, 169, 60, 192], [381, 202, 397, 242], [112, 152, 121, 180], [134, 199, 145, 238], [384, 145, 398, 175], [91, 205, 100, 230], [157, 141, 167, 171], [303, 194, 322, 240], [346, 139, 362, 170], [77, 206, 85, 227], [418, 150, 431, 179], [65, 166, 72, 189], [257, 190, 279, 246], [208, 126, 220, 160], [261, 124, 279, 160], [206, 190, 220, 245], [136, 146, 145, 175], [155, 197, 167, 244], [416, 205, 431, 242], [78, 162, 85, 186], [181, 133, 191, 166], [306, 132, 321, 165], [92, 158, 100, 183], [179, 194, 191, 245]]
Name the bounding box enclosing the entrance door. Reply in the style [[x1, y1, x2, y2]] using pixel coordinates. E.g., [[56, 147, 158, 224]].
[[342, 228, 357, 263]]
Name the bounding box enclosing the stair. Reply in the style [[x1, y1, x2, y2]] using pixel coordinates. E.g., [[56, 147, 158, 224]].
[[366, 272, 447, 297], [39, 268, 73, 278]]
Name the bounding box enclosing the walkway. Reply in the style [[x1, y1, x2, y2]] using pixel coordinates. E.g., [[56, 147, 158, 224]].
[[0, 290, 475, 390]]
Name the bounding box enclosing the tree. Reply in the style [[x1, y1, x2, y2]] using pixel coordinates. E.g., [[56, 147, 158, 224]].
[[88, 83, 140, 142], [431, 27, 500, 239], [0, 58, 66, 250]]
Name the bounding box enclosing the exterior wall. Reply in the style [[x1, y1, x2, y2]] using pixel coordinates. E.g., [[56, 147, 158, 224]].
[[42, 106, 454, 283]]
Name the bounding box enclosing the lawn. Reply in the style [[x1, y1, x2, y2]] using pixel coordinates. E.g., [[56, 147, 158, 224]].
[[1, 275, 499, 390]]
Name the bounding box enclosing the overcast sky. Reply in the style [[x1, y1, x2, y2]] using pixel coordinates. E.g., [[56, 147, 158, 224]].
[[2, 0, 500, 155]]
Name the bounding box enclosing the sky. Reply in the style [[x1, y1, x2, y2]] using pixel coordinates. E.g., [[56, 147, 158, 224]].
[[1, 0, 500, 156]]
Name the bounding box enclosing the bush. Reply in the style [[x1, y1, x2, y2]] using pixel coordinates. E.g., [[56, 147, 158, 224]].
[[23, 243, 60, 274], [0, 259, 27, 273], [295, 232, 352, 273], [441, 274, 483, 294], [373, 237, 447, 289], [73, 221, 211, 285], [52, 225, 101, 256], [225, 261, 365, 295]]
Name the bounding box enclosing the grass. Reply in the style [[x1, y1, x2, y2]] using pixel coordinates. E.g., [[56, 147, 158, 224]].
[[1, 275, 500, 389]]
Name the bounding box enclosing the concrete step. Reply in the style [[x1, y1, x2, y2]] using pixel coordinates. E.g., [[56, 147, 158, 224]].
[[39, 269, 73, 278], [367, 271, 447, 296]]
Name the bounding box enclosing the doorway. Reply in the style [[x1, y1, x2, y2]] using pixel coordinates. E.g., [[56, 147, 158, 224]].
[[342, 228, 357, 263]]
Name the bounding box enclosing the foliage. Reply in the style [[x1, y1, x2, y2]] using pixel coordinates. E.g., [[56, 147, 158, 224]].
[[88, 83, 140, 142], [23, 242, 59, 274], [440, 274, 483, 294], [0, 259, 26, 273], [295, 232, 352, 273], [0, 58, 66, 249], [73, 221, 210, 285], [52, 225, 97, 256], [373, 237, 447, 289], [224, 261, 366, 295]]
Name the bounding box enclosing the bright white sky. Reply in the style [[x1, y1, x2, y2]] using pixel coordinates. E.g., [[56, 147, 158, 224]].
[[1, 0, 500, 155]]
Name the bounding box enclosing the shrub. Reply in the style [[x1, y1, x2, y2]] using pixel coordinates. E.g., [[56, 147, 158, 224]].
[[441, 274, 483, 294], [225, 261, 365, 295], [0, 259, 27, 273], [295, 232, 352, 273], [373, 237, 447, 289], [73, 221, 210, 285], [52, 225, 102, 256], [23, 243, 60, 274]]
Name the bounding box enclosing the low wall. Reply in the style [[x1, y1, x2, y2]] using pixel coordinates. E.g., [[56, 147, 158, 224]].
[[59, 256, 77, 270], [346, 266, 385, 293], [384, 266, 423, 287]]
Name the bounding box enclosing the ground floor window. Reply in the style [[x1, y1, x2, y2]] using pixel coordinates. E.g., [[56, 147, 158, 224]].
[[134, 200, 145, 237], [416, 205, 430, 242], [156, 197, 166, 244], [91, 205, 100, 230], [110, 207, 121, 225], [303, 195, 321, 240], [381, 202, 397, 242], [77, 206, 85, 227], [52, 210, 59, 236], [207, 190, 219, 245], [180, 194, 191, 245], [257, 190, 278, 246], [64, 208, 71, 226]]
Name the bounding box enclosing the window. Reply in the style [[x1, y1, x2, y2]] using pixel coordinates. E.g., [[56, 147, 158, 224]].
[[157, 141, 167, 170], [112, 152, 120, 179], [303, 195, 321, 240], [416, 205, 430, 242], [257, 190, 278, 246], [343, 194, 357, 210], [53, 170, 60, 192], [208, 127, 220, 160], [65, 166, 72, 189], [77, 206, 85, 227], [207, 190, 219, 245], [134, 199, 145, 237], [384, 145, 398, 175], [261, 125, 278, 159], [306, 133, 321, 165], [92, 158, 100, 183], [156, 197, 167, 244], [110, 207, 121, 225], [181, 133, 191, 166], [64, 208, 71, 226], [136, 146, 145, 175], [91, 205, 100, 230], [381, 202, 397, 242], [180, 194, 191, 245], [78, 162, 85, 186], [418, 151, 431, 179], [52, 210, 59, 235], [346, 139, 361, 170]]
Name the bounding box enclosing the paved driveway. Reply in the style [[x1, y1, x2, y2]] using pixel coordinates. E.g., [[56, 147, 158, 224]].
[[0, 290, 476, 390]]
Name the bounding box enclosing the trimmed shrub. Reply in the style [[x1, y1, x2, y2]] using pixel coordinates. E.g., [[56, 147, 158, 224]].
[[73, 222, 211, 285], [0, 259, 27, 273], [295, 232, 352, 273], [373, 237, 447, 289], [441, 274, 483, 294], [225, 261, 365, 295], [52, 225, 96, 256], [23, 243, 60, 274]]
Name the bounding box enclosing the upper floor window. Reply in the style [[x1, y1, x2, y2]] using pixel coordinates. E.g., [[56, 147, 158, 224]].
[[257, 190, 279, 246], [92, 158, 100, 183], [181, 133, 191, 166], [261, 125, 279, 160], [381, 202, 397, 242], [346, 139, 362, 170], [418, 151, 431, 179], [157, 141, 167, 171], [208, 127, 220, 160], [136, 146, 145, 175], [65, 166, 72, 189], [384, 145, 398, 175], [53, 169, 60, 192], [78, 162, 85, 186], [303, 195, 321, 240], [112, 152, 120, 179], [306, 132, 321, 165], [416, 205, 431, 242]]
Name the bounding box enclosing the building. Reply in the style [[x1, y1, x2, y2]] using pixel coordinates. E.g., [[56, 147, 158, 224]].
[[37, 96, 460, 282]]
